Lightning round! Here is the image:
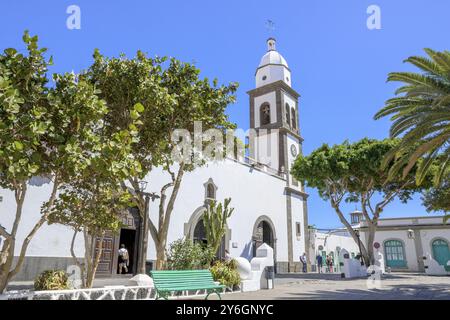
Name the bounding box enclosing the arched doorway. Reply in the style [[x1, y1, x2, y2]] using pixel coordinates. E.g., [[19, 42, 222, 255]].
[[384, 239, 407, 268], [252, 216, 276, 258], [432, 238, 450, 266], [95, 207, 141, 276], [193, 218, 207, 246], [192, 218, 226, 259]]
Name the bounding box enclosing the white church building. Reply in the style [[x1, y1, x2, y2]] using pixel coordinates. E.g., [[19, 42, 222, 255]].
[[1, 38, 310, 281]]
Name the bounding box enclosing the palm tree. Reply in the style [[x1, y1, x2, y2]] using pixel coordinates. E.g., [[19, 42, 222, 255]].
[[374, 48, 450, 188]]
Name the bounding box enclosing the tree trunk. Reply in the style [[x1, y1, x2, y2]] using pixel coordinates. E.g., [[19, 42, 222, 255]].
[[150, 163, 186, 271], [331, 202, 370, 266], [70, 230, 86, 288], [0, 182, 26, 293], [366, 222, 377, 266], [155, 239, 167, 270], [84, 230, 105, 288], [0, 265, 10, 294], [0, 178, 59, 293]]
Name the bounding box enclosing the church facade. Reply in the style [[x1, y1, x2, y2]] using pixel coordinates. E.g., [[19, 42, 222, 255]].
[[1, 38, 310, 281]]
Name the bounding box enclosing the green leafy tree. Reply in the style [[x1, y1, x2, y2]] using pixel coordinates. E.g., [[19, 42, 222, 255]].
[[48, 185, 132, 288], [47, 105, 142, 288], [84, 51, 237, 270], [291, 138, 429, 265], [203, 198, 234, 257], [0, 32, 109, 293], [422, 181, 450, 219], [374, 49, 450, 186]]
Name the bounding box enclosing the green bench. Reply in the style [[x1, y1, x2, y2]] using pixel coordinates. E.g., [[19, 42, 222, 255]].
[[150, 269, 225, 300]]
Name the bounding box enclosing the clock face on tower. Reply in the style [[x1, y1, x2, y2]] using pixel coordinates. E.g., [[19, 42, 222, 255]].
[[290, 144, 298, 157]]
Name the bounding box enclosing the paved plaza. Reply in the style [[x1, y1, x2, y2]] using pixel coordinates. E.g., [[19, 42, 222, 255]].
[[7, 272, 450, 300], [213, 273, 450, 300]]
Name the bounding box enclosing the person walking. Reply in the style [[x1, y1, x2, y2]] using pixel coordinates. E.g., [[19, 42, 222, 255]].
[[328, 255, 334, 273], [326, 255, 332, 273], [118, 244, 129, 274], [316, 254, 323, 273], [300, 253, 307, 273]]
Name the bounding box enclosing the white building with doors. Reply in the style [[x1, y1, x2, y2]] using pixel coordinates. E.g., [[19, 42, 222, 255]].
[[356, 215, 450, 272], [308, 228, 360, 273], [0, 38, 310, 281]]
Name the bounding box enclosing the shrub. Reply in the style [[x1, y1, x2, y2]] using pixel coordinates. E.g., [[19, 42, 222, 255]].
[[166, 239, 215, 270], [209, 259, 241, 288], [34, 270, 71, 291]]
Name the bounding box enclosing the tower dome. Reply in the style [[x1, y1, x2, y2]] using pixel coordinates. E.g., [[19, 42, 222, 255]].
[[258, 38, 289, 68], [255, 38, 291, 88]]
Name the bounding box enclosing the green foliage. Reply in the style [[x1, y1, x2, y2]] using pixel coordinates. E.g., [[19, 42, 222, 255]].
[[46, 99, 143, 234], [422, 180, 450, 214], [292, 138, 431, 265], [374, 48, 450, 186], [203, 198, 234, 255], [209, 259, 240, 288], [34, 270, 70, 291], [166, 239, 215, 270], [84, 49, 238, 269], [84, 50, 238, 174], [291, 138, 428, 204], [0, 30, 52, 187]]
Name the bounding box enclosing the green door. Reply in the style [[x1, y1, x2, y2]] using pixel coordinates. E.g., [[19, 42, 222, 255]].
[[432, 239, 450, 267], [384, 240, 407, 268], [321, 251, 326, 263]]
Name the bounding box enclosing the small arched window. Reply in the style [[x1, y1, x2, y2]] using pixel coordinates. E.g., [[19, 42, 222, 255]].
[[206, 183, 215, 199], [291, 107, 297, 130], [204, 178, 217, 201], [285, 103, 290, 127], [260, 103, 271, 126]]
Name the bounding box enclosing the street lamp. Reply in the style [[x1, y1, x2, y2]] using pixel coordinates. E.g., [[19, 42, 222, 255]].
[[138, 180, 148, 192], [137, 180, 159, 274]]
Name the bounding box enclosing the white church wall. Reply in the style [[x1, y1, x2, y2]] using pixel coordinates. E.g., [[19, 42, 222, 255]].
[[290, 193, 306, 261], [286, 134, 300, 187], [145, 159, 290, 263], [0, 182, 85, 258], [255, 131, 279, 170]]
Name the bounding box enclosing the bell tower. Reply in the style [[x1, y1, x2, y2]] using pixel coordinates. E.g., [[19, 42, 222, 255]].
[[248, 38, 309, 272], [247, 38, 302, 188]]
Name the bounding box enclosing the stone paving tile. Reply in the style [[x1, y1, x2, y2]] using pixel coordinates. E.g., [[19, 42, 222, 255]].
[[209, 273, 450, 300]]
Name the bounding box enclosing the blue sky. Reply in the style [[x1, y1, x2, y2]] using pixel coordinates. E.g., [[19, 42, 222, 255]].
[[1, 0, 448, 228]]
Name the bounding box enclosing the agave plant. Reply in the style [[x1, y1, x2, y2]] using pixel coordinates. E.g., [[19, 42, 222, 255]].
[[34, 270, 70, 291], [374, 48, 450, 187]]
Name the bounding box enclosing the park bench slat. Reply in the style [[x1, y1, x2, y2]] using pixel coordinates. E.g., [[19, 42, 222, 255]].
[[150, 269, 225, 300]]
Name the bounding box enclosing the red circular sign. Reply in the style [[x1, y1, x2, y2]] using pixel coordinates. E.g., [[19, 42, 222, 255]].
[[374, 242, 380, 249]]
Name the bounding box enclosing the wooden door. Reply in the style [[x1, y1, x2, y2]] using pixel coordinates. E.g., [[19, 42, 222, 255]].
[[95, 231, 115, 275]]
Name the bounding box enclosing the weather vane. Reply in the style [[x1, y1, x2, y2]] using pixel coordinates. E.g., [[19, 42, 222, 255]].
[[265, 19, 275, 36]]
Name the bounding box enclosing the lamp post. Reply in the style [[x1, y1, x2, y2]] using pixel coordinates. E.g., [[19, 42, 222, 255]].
[[137, 181, 159, 274]]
